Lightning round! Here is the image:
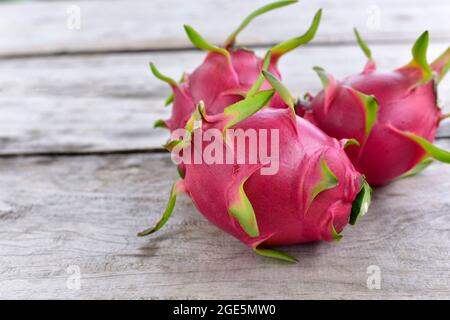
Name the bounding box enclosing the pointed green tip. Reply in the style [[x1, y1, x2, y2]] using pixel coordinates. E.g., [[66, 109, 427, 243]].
[[321, 158, 338, 183], [164, 93, 174, 106], [414, 30, 429, 54], [353, 27, 372, 61], [410, 30, 432, 83], [184, 25, 229, 58], [163, 139, 182, 152], [343, 138, 361, 149], [153, 119, 168, 129], [164, 72, 186, 107], [177, 165, 186, 179], [223, 89, 274, 129], [354, 91, 378, 137], [398, 158, 433, 180], [228, 180, 260, 238], [431, 47, 450, 83], [313, 65, 330, 88], [349, 177, 372, 225], [184, 102, 205, 134], [400, 131, 450, 163], [441, 113, 450, 122], [313, 65, 338, 112], [197, 100, 207, 120], [224, 0, 298, 48], [254, 247, 298, 263], [138, 181, 182, 237], [262, 70, 295, 108], [149, 62, 177, 86], [270, 8, 322, 60], [331, 225, 343, 241], [309, 158, 339, 210], [137, 227, 157, 237]]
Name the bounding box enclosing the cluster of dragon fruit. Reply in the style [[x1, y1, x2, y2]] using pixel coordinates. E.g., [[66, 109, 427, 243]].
[[141, 1, 450, 262]]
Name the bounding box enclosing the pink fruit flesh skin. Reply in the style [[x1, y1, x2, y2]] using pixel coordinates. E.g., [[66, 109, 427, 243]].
[[183, 108, 362, 247], [167, 50, 282, 131], [305, 32, 448, 186]]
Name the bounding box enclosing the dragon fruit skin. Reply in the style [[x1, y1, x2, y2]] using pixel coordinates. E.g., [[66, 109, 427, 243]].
[[140, 76, 372, 262], [163, 49, 282, 131], [151, 1, 322, 131], [184, 109, 363, 247], [304, 30, 450, 186]]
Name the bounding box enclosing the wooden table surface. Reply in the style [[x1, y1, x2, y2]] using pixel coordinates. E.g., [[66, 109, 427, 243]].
[[0, 0, 449, 299]]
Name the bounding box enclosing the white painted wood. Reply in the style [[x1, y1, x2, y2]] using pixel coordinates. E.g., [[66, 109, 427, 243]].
[[0, 43, 449, 154], [0, 141, 449, 299], [0, 0, 449, 57]]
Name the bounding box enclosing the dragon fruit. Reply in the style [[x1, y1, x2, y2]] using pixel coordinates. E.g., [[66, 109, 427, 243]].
[[150, 0, 322, 131], [303, 30, 450, 186], [139, 74, 371, 262]]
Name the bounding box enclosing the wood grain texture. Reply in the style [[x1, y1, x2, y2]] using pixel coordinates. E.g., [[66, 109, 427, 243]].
[[1, 0, 449, 301], [1, 0, 449, 57], [0, 140, 449, 299], [1, 43, 449, 154]]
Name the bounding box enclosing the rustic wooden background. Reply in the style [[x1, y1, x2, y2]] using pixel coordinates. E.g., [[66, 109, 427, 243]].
[[0, 0, 449, 299]]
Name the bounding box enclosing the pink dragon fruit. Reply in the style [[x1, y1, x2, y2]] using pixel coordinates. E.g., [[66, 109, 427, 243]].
[[150, 0, 322, 131], [139, 74, 371, 262], [303, 30, 450, 186]]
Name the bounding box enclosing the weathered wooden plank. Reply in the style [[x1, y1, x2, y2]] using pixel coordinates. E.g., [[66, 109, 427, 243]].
[[0, 140, 449, 299], [1, 43, 449, 154], [1, 0, 449, 57]]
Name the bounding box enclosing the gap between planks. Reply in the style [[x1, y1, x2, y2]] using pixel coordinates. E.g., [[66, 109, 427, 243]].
[[0, 148, 167, 159], [2, 38, 450, 61], [0, 136, 450, 159], [1, 0, 450, 58]]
